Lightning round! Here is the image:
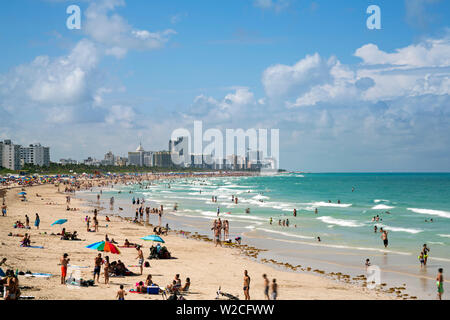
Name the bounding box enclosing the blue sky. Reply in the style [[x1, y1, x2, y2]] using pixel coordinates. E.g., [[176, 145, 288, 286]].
[[0, 0, 449, 171]]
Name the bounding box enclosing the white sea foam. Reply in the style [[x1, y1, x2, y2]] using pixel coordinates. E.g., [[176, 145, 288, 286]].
[[309, 201, 352, 208], [378, 224, 423, 234], [261, 237, 411, 255], [407, 208, 450, 219], [428, 242, 445, 245], [317, 216, 364, 227], [257, 228, 315, 239], [374, 199, 389, 203], [371, 204, 394, 210], [438, 234, 450, 238]]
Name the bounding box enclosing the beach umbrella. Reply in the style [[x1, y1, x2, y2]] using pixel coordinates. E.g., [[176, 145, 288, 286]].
[[141, 235, 165, 243], [86, 241, 120, 254], [17, 192, 27, 195], [51, 219, 68, 226]]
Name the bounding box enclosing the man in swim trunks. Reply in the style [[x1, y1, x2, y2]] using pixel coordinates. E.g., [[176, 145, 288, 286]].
[[263, 274, 269, 300], [60, 253, 69, 285], [271, 279, 278, 300], [136, 246, 144, 275], [437, 268, 444, 300], [381, 231, 388, 248], [243, 270, 250, 300], [94, 253, 103, 283]]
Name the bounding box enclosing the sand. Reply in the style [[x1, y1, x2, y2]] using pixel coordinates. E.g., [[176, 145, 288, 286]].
[[0, 182, 394, 300]]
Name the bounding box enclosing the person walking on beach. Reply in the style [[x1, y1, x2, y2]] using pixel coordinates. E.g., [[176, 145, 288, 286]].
[[271, 279, 278, 300], [25, 215, 30, 228], [60, 253, 69, 285], [94, 253, 103, 283], [437, 268, 444, 300], [243, 270, 251, 300], [34, 213, 40, 230], [381, 230, 388, 248], [263, 274, 270, 300], [136, 246, 144, 275]]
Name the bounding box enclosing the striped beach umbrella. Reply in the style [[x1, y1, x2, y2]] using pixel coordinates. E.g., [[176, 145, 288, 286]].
[[86, 241, 121, 254]]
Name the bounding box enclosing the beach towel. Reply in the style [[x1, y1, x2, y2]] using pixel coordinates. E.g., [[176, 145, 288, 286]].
[[21, 245, 44, 249], [24, 273, 52, 278]]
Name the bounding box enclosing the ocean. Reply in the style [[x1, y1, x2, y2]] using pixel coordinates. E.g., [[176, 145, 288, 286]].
[[79, 173, 450, 299]]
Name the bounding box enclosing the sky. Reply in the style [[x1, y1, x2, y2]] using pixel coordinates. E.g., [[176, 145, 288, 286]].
[[0, 0, 449, 172]]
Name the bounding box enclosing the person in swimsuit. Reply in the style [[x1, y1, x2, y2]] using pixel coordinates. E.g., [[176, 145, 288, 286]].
[[381, 231, 388, 248], [423, 244, 430, 265], [104, 256, 110, 285], [263, 274, 269, 300], [271, 279, 278, 300], [243, 270, 250, 300], [60, 253, 69, 285], [117, 284, 127, 300], [94, 253, 103, 283], [437, 268, 444, 300], [136, 246, 144, 275]]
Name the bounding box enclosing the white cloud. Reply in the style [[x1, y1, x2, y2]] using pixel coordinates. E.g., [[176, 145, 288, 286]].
[[354, 38, 450, 67], [262, 36, 450, 108], [84, 0, 176, 57], [105, 105, 136, 128]]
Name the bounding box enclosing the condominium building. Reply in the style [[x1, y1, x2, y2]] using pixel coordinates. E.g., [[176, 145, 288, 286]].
[[0, 140, 21, 170], [20, 143, 50, 167]]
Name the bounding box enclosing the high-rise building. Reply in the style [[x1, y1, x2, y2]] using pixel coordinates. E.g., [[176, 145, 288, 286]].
[[103, 151, 115, 166], [128, 143, 145, 166], [20, 143, 50, 167], [153, 151, 173, 168], [0, 140, 21, 170]]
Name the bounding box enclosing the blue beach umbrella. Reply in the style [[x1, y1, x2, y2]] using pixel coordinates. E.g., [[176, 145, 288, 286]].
[[18, 192, 27, 195], [141, 235, 165, 243], [51, 219, 68, 226]]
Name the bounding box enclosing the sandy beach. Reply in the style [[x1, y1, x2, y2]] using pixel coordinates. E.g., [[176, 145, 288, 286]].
[[0, 180, 394, 300]]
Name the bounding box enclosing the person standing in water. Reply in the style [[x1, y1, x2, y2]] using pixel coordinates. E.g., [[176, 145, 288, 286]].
[[381, 231, 389, 248], [423, 244, 430, 265]]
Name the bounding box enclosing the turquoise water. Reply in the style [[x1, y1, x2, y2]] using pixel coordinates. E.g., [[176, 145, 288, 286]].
[[80, 173, 450, 299], [94, 172, 450, 260]]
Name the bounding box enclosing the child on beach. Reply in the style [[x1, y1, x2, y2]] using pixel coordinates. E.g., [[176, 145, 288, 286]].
[[437, 268, 444, 300], [419, 252, 425, 268], [117, 285, 127, 300]]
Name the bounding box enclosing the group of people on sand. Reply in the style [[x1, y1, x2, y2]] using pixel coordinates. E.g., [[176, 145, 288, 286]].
[[242, 270, 278, 300], [211, 218, 230, 246], [133, 204, 164, 226]]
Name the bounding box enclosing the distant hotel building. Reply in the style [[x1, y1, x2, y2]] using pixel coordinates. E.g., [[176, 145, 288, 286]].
[[0, 140, 21, 170], [20, 143, 50, 167], [60, 158, 79, 165]]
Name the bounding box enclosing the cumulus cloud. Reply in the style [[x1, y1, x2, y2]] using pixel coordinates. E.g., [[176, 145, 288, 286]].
[[84, 0, 176, 58], [354, 38, 450, 67], [260, 36, 450, 109]]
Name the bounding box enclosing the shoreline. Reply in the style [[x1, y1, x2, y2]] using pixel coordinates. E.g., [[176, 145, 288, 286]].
[[0, 177, 395, 300], [78, 175, 448, 300]]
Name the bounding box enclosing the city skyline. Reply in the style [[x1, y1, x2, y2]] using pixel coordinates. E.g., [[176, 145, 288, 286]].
[[1, 0, 449, 172]]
